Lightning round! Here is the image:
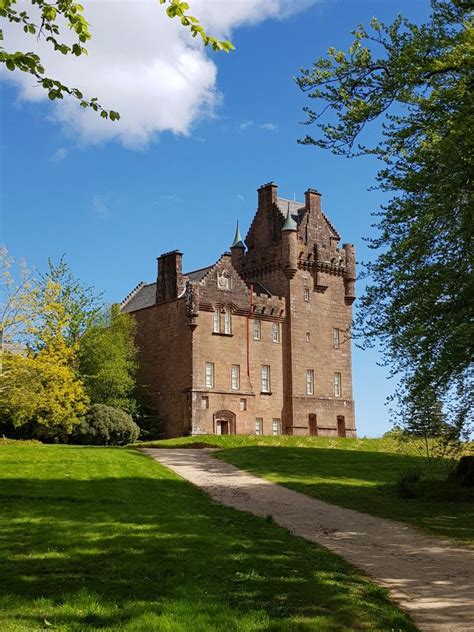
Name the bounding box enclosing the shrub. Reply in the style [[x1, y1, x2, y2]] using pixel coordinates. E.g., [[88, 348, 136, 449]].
[[72, 404, 140, 446], [450, 456, 474, 488], [395, 469, 422, 499], [135, 413, 165, 441]]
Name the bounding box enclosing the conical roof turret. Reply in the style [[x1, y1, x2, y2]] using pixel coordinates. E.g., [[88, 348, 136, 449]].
[[230, 221, 245, 249], [281, 205, 297, 231]]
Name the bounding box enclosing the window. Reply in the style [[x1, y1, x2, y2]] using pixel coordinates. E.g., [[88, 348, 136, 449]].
[[306, 331, 311, 343], [224, 307, 232, 334], [201, 395, 209, 409], [334, 372, 342, 397], [304, 288, 310, 302], [253, 319, 261, 341], [213, 308, 220, 333], [272, 322, 280, 343], [272, 419, 281, 435], [255, 418, 263, 435], [231, 364, 240, 390], [261, 365, 271, 393], [306, 370, 314, 395], [239, 398, 247, 411], [333, 328, 340, 349], [205, 362, 215, 388]]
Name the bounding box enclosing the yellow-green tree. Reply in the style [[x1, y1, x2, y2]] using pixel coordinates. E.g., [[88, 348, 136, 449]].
[[0, 278, 88, 434]]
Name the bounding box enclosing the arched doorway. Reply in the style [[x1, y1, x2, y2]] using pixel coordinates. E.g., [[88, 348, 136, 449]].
[[213, 410, 236, 435]]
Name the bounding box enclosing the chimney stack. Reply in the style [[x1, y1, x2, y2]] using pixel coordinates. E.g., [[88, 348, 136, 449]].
[[257, 181, 278, 209], [156, 250, 185, 303], [305, 188, 322, 213]]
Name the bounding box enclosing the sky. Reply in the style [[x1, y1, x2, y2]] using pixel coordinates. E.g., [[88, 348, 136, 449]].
[[0, 0, 432, 437]]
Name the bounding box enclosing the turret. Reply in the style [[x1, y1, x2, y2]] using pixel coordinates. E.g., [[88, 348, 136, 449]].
[[230, 221, 245, 271], [343, 243, 356, 303], [281, 207, 298, 279]]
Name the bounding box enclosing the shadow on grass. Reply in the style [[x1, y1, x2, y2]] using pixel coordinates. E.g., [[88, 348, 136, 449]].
[[0, 452, 417, 631], [213, 446, 474, 543]]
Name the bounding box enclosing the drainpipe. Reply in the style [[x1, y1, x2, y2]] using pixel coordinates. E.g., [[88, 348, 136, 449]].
[[246, 284, 253, 376]]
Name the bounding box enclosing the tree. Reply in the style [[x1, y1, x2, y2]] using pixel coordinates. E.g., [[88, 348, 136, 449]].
[[39, 256, 101, 346], [0, 0, 234, 118], [296, 0, 473, 438], [0, 278, 88, 435], [78, 304, 138, 414], [0, 245, 37, 377]]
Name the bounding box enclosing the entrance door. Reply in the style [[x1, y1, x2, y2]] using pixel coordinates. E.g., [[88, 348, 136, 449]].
[[337, 416, 346, 438], [308, 414, 318, 436], [216, 420, 229, 435]]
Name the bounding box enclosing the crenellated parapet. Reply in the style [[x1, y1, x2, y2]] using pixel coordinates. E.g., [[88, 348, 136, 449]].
[[252, 291, 285, 321]]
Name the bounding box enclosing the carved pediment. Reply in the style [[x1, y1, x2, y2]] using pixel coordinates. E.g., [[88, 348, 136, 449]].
[[217, 269, 232, 291]]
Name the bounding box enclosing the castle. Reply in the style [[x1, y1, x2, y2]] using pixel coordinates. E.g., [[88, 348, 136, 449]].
[[121, 182, 356, 438]]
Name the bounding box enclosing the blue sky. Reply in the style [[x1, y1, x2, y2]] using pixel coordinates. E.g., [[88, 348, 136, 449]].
[[0, 0, 431, 436]]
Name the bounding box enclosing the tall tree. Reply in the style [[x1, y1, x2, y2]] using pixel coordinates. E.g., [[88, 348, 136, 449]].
[[296, 0, 473, 434], [78, 304, 138, 414]]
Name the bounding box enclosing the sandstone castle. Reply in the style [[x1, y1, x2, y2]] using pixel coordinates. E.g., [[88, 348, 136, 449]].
[[121, 182, 356, 438]]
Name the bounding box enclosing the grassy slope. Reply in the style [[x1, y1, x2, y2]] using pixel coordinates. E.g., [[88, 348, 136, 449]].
[[138, 436, 474, 543], [0, 444, 417, 631]]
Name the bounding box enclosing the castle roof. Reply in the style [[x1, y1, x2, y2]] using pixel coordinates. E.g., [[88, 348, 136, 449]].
[[185, 265, 213, 282], [276, 196, 340, 239], [121, 282, 156, 313]]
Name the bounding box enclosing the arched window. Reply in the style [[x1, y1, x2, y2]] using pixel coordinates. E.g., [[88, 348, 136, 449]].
[[224, 307, 232, 334], [213, 308, 220, 333]]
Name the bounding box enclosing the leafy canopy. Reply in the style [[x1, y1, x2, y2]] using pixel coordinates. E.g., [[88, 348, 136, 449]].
[[0, 0, 234, 118], [0, 279, 88, 431], [297, 0, 473, 436], [78, 304, 138, 414]]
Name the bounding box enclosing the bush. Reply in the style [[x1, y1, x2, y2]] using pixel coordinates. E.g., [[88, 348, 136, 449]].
[[72, 404, 140, 446], [135, 413, 165, 441], [395, 469, 422, 499], [450, 456, 474, 488]]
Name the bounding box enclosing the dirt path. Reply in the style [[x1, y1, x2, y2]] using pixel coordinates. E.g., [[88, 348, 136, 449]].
[[143, 448, 474, 632]]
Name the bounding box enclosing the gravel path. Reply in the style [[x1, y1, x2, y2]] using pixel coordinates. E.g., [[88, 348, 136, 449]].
[[143, 448, 474, 632]]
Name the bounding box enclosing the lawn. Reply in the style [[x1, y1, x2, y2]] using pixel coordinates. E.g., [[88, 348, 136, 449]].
[[138, 435, 474, 544], [0, 444, 417, 631]]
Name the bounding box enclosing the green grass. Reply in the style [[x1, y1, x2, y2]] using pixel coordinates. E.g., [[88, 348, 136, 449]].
[[0, 444, 417, 631], [138, 435, 474, 543]]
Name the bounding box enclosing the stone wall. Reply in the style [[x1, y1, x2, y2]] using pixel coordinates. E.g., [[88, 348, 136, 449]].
[[132, 298, 192, 438]]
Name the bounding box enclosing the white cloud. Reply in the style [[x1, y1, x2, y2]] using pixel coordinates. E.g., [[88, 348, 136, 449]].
[[239, 120, 279, 132], [1, 0, 315, 148], [50, 147, 69, 161], [259, 122, 279, 132], [239, 120, 254, 131]]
